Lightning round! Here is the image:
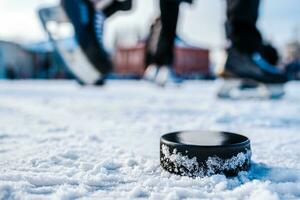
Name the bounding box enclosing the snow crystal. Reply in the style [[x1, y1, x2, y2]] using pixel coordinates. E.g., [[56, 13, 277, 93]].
[[161, 144, 251, 177]]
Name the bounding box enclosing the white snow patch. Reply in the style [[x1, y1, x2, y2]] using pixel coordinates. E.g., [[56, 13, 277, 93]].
[[0, 80, 299, 199], [128, 186, 148, 198]]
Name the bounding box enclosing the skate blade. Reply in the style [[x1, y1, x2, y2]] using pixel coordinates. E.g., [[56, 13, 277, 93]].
[[217, 79, 285, 100]]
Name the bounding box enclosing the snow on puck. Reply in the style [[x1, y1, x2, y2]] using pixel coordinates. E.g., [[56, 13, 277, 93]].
[[160, 131, 251, 177]]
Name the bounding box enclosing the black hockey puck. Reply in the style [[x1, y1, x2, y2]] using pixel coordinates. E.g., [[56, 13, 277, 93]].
[[160, 131, 251, 177]]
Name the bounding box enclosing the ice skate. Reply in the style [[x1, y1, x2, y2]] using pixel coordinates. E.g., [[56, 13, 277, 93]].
[[39, 0, 113, 85], [155, 66, 183, 87], [217, 48, 288, 99], [143, 64, 159, 82]]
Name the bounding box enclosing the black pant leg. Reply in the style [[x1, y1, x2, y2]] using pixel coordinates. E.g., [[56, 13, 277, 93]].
[[103, 0, 132, 17], [225, 0, 262, 54], [155, 0, 180, 66]]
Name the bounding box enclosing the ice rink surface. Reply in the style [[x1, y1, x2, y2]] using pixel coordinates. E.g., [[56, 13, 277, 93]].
[[0, 80, 299, 199]]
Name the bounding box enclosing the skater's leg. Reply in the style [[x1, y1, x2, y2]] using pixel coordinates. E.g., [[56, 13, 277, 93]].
[[145, 0, 180, 66], [226, 0, 280, 65], [221, 0, 287, 83], [225, 0, 262, 54], [218, 0, 288, 98], [144, 0, 181, 85], [155, 0, 180, 66]]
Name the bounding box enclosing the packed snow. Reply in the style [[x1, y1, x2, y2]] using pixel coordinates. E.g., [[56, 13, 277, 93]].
[[0, 80, 300, 200]]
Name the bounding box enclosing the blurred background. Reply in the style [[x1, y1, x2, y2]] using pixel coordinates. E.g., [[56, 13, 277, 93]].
[[0, 0, 299, 80]]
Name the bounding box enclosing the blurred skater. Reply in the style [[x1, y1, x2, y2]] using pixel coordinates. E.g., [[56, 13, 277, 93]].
[[144, 0, 288, 89]]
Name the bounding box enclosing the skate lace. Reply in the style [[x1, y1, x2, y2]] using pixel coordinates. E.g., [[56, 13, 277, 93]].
[[94, 11, 105, 48]]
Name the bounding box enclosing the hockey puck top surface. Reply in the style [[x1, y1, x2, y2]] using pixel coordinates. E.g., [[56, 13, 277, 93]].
[[161, 131, 250, 147]]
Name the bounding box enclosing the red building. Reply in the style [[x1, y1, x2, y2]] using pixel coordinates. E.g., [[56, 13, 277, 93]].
[[113, 43, 210, 79]]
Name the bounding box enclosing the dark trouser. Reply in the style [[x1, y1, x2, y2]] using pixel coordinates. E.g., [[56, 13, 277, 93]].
[[226, 0, 262, 54], [103, 0, 132, 17], [151, 0, 262, 66], [155, 0, 180, 66]]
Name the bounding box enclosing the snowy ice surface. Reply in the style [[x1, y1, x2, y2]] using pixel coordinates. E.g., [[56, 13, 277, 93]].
[[0, 80, 299, 200]]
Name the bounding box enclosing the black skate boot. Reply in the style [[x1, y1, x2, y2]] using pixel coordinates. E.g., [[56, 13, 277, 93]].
[[217, 47, 288, 99]]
